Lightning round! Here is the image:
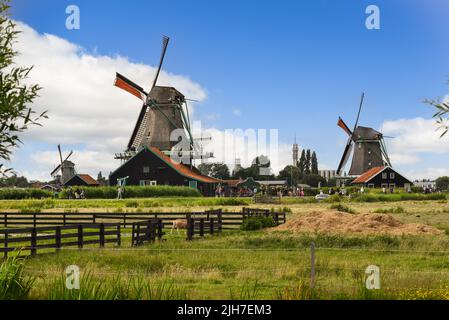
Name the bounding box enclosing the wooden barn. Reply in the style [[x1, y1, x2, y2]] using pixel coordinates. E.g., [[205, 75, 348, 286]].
[[351, 166, 413, 190], [109, 147, 222, 196], [64, 174, 100, 187]]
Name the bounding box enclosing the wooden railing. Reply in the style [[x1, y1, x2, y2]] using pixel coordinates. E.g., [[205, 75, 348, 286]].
[[131, 219, 163, 246], [186, 214, 222, 241], [242, 208, 286, 226], [0, 208, 285, 230], [0, 223, 121, 258]]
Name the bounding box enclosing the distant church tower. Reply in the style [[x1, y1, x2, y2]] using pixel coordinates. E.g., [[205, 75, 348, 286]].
[[233, 158, 243, 176], [292, 134, 299, 166]]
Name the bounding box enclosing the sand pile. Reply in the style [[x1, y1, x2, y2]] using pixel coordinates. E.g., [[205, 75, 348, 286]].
[[272, 211, 442, 236]]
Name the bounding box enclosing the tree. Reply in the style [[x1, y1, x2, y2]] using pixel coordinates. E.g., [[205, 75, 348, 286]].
[[426, 79, 449, 137], [234, 155, 275, 180], [198, 162, 230, 180], [301, 173, 326, 188], [278, 165, 301, 186], [0, 1, 47, 174], [311, 151, 318, 174], [435, 176, 449, 191], [304, 149, 311, 175], [0, 174, 29, 187], [298, 149, 306, 177]]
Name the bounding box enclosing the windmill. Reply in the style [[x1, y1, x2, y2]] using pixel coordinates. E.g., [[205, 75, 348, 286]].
[[336, 93, 392, 176], [50, 145, 75, 185], [113, 36, 211, 165]]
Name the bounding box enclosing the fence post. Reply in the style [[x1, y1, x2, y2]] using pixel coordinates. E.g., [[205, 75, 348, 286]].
[[310, 242, 315, 290], [131, 223, 136, 246], [117, 224, 121, 246], [33, 213, 37, 228], [4, 230, 8, 258], [146, 221, 151, 241], [93, 213, 96, 224], [157, 219, 163, 239], [30, 227, 37, 256], [55, 226, 61, 250], [210, 218, 214, 235], [199, 218, 204, 237], [63, 213, 66, 226], [3, 213, 7, 228], [99, 223, 105, 248], [77, 225, 84, 249], [123, 214, 127, 228], [186, 215, 193, 241], [218, 211, 222, 233]]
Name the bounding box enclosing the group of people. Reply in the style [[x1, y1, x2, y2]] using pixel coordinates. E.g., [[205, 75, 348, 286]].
[[67, 187, 86, 199]]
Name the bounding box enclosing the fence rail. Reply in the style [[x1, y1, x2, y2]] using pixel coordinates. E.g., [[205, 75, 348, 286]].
[[1, 208, 286, 230], [0, 223, 121, 258]]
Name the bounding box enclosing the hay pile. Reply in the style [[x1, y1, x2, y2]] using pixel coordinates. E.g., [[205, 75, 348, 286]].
[[272, 211, 442, 236]]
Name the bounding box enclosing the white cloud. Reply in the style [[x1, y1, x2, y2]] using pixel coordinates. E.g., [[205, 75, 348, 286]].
[[12, 21, 207, 179], [404, 167, 449, 181], [380, 117, 449, 166]]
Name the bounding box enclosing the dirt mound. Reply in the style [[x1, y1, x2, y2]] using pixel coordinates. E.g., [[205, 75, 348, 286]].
[[272, 211, 442, 236]]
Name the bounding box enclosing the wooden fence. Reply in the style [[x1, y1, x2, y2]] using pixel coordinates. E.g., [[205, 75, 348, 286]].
[[0, 223, 121, 258], [186, 214, 222, 241], [242, 208, 286, 226], [131, 219, 163, 246], [0, 208, 286, 230]]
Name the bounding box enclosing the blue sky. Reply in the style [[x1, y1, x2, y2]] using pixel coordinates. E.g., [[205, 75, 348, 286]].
[[7, 0, 449, 180]]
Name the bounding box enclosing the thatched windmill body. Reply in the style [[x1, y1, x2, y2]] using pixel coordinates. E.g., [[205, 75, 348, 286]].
[[336, 93, 392, 176]]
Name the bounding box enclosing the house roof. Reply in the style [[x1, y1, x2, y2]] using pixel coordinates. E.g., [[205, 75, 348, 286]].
[[352, 166, 386, 183], [148, 147, 222, 184], [256, 180, 288, 186], [65, 174, 99, 186], [224, 179, 243, 187]]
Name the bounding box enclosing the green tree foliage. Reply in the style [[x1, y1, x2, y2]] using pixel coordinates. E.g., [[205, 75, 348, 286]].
[[298, 149, 306, 177], [435, 176, 449, 191], [0, 174, 29, 187], [311, 151, 318, 174], [0, 1, 47, 174], [233, 155, 274, 180], [304, 150, 311, 175], [278, 165, 301, 186], [301, 173, 326, 188], [198, 162, 230, 180], [426, 79, 449, 137]]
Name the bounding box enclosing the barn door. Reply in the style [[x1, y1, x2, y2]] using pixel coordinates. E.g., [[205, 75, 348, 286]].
[[189, 181, 198, 189]]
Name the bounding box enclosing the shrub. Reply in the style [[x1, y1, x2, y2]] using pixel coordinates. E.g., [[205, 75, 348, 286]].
[[373, 206, 406, 214], [58, 185, 202, 199], [0, 188, 53, 200], [330, 203, 356, 214], [240, 216, 275, 231]]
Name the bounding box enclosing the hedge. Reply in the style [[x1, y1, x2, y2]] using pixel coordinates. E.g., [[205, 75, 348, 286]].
[[0, 188, 53, 200], [58, 185, 202, 199]]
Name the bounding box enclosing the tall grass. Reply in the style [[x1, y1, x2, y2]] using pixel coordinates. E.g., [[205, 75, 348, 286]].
[[43, 272, 190, 300], [0, 254, 35, 300]]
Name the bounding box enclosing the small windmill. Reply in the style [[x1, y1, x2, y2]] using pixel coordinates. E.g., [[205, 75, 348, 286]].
[[336, 93, 392, 176], [113, 36, 211, 165], [50, 145, 75, 185]]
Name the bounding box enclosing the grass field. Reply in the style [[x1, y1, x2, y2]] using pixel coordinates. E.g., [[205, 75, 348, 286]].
[[2, 197, 449, 300]]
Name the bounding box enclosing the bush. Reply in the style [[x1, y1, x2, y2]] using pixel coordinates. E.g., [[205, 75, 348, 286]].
[[0, 188, 53, 200], [373, 206, 406, 214], [240, 216, 276, 231], [329, 203, 356, 214], [58, 185, 202, 199]]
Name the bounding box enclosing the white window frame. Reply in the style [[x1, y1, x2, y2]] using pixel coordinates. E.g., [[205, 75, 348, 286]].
[[140, 180, 157, 186], [367, 183, 375, 188], [381, 183, 388, 189], [382, 172, 387, 179], [389, 183, 396, 188], [390, 172, 395, 179], [143, 166, 150, 173]]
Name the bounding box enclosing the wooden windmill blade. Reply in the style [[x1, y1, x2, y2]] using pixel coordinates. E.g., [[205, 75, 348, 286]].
[[151, 36, 170, 89], [337, 139, 353, 175], [114, 73, 148, 101]]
